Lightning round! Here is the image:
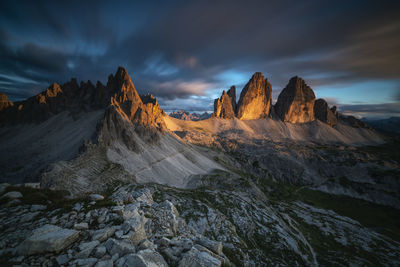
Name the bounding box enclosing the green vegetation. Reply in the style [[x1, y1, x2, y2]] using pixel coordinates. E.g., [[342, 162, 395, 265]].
[[293, 187, 400, 242], [0, 185, 70, 208], [359, 137, 400, 164]]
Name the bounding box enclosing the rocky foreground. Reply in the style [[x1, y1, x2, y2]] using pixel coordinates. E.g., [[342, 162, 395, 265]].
[[1, 171, 400, 267]]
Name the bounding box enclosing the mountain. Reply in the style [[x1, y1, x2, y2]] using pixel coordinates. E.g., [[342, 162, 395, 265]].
[[169, 110, 211, 121], [0, 67, 223, 189], [314, 98, 338, 126], [1, 67, 399, 266], [364, 117, 400, 135], [236, 72, 272, 120], [275, 76, 315, 123], [213, 86, 236, 119]]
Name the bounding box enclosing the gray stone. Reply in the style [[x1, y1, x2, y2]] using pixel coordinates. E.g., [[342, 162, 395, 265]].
[[196, 237, 223, 255], [0, 183, 10, 195], [94, 246, 106, 258], [74, 222, 89, 230], [179, 246, 221, 267], [73, 203, 83, 212], [30, 205, 47, 212], [75, 240, 99, 259], [6, 199, 21, 207], [95, 259, 113, 267], [122, 250, 168, 267], [105, 238, 135, 256], [92, 227, 116, 242], [73, 258, 98, 267], [138, 239, 155, 251], [2, 191, 23, 199], [17, 224, 80, 255], [89, 194, 104, 201], [115, 230, 124, 239], [56, 254, 70, 265], [122, 203, 140, 220]]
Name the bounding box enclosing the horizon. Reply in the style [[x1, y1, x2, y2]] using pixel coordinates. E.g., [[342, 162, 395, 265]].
[[1, 0, 399, 119]]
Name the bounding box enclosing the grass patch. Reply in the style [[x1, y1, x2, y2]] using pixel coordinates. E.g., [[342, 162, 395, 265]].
[[295, 188, 400, 242], [1, 185, 70, 207]]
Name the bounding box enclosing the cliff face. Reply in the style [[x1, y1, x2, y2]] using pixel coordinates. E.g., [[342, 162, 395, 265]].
[[314, 98, 338, 126], [213, 86, 236, 119], [236, 73, 272, 120], [0, 92, 13, 111], [274, 76, 315, 123]]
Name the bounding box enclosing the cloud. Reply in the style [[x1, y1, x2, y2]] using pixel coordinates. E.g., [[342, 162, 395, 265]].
[[0, 0, 399, 120], [339, 102, 400, 119], [146, 79, 217, 100]]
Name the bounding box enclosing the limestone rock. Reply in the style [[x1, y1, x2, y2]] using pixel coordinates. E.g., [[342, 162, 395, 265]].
[[17, 224, 80, 255], [236, 72, 272, 120], [89, 194, 104, 201], [121, 250, 168, 267], [91, 227, 116, 242], [314, 98, 338, 126], [75, 240, 99, 259], [1, 191, 22, 199], [178, 246, 221, 267], [213, 86, 236, 119], [196, 237, 223, 255], [105, 238, 136, 256], [274, 76, 316, 123], [74, 222, 89, 230]]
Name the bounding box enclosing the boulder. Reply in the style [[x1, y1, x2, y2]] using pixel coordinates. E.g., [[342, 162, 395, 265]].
[[17, 224, 80, 255], [314, 98, 338, 126], [275, 76, 316, 123], [213, 86, 236, 119], [196, 237, 223, 255], [236, 72, 272, 120], [74, 222, 89, 230], [2, 191, 23, 199], [105, 238, 136, 256], [89, 194, 104, 201], [179, 246, 221, 267], [120, 250, 168, 267], [75, 240, 99, 259], [95, 259, 114, 267]]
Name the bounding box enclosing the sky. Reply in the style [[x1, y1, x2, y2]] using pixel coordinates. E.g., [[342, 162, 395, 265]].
[[0, 0, 399, 119]]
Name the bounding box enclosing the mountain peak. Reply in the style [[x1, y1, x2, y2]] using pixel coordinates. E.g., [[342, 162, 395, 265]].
[[236, 72, 272, 120], [275, 76, 316, 123]]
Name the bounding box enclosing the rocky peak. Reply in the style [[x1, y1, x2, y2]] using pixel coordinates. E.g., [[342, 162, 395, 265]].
[[314, 98, 338, 126], [236, 72, 272, 120], [274, 76, 316, 123], [330, 106, 338, 119], [0, 92, 13, 111], [213, 87, 236, 119], [227, 86, 236, 111]]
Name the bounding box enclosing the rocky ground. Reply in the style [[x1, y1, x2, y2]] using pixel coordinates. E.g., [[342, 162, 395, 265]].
[[1, 162, 399, 266]]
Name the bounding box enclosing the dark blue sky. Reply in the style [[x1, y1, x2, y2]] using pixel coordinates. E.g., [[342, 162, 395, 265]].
[[0, 0, 399, 118]]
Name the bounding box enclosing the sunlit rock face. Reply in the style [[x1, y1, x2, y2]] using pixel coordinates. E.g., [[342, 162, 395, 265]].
[[106, 67, 165, 131], [236, 73, 272, 120], [213, 86, 236, 119], [0, 92, 13, 111], [314, 98, 338, 126], [274, 76, 315, 123]]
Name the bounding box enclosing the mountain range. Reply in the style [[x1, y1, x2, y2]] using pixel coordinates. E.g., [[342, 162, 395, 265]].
[[0, 67, 399, 266]]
